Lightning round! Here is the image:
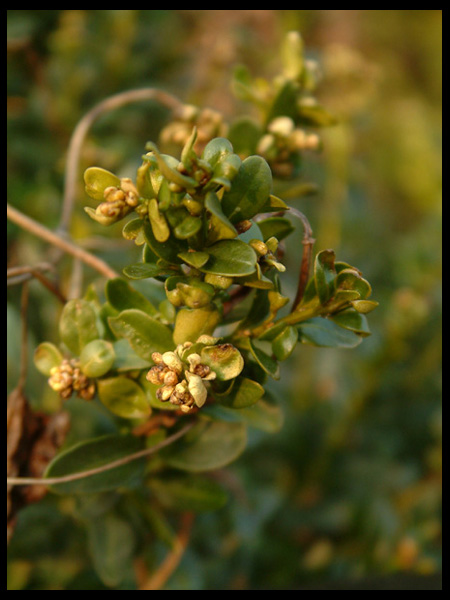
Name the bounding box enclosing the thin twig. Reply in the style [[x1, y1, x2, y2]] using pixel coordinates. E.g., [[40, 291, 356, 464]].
[[6, 422, 194, 487], [17, 281, 29, 394], [60, 88, 184, 232], [138, 512, 194, 591], [290, 207, 315, 311], [7, 203, 119, 280]]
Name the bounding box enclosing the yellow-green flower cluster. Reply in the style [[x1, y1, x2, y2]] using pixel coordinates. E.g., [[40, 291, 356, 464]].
[[257, 116, 321, 178], [146, 343, 217, 413], [94, 178, 139, 223], [159, 105, 227, 156], [48, 358, 96, 401]]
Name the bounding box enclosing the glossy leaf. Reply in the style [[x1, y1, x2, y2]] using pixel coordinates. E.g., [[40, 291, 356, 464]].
[[272, 326, 298, 361], [87, 512, 136, 588], [228, 116, 263, 157], [84, 167, 120, 201], [59, 299, 99, 356], [336, 268, 372, 299], [34, 342, 63, 376], [105, 278, 158, 316], [148, 198, 170, 242], [314, 249, 336, 304], [148, 474, 228, 512], [198, 239, 258, 277], [79, 340, 115, 378], [217, 376, 264, 408], [203, 395, 283, 433], [248, 338, 280, 380], [44, 434, 146, 494], [205, 191, 237, 244], [298, 317, 362, 348], [221, 155, 272, 223], [97, 376, 151, 419], [281, 30, 304, 80], [202, 137, 241, 185], [108, 309, 174, 361], [112, 339, 152, 371], [257, 217, 295, 242], [143, 220, 186, 265], [173, 214, 202, 240], [145, 142, 197, 189], [200, 343, 244, 381], [162, 421, 247, 472], [122, 218, 145, 245], [178, 250, 210, 269], [173, 306, 221, 345], [351, 299, 379, 314], [122, 263, 169, 280], [330, 308, 371, 337]]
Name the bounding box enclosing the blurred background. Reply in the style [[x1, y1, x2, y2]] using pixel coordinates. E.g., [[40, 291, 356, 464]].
[[7, 10, 442, 590]]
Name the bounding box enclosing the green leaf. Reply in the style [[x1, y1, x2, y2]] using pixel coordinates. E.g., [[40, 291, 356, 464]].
[[297, 100, 337, 127], [351, 299, 379, 314], [298, 317, 362, 348], [145, 143, 197, 189], [281, 31, 304, 80], [105, 278, 158, 316], [173, 214, 202, 240], [330, 308, 371, 337], [198, 239, 258, 277], [44, 434, 146, 494], [84, 167, 120, 201], [314, 249, 336, 304], [178, 250, 210, 269], [59, 299, 99, 356], [248, 338, 280, 380], [108, 309, 174, 361], [143, 220, 187, 265], [97, 377, 151, 419], [148, 474, 228, 512], [203, 394, 283, 433], [136, 157, 162, 199], [112, 339, 152, 372], [228, 116, 263, 157], [166, 277, 215, 309], [173, 306, 221, 345], [221, 156, 272, 223], [148, 198, 170, 242], [87, 512, 136, 588], [257, 217, 295, 242], [336, 268, 372, 299], [267, 79, 299, 123], [217, 376, 264, 408], [34, 342, 63, 376], [122, 263, 169, 280], [200, 343, 244, 381], [122, 218, 145, 245], [205, 191, 237, 244], [272, 326, 298, 361], [163, 421, 247, 472], [259, 194, 289, 213], [202, 138, 242, 185], [79, 340, 115, 378]]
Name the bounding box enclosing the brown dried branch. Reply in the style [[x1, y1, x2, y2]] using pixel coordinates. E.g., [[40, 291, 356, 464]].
[[7, 422, 194, 488], [7, 203, 119, 279], [137, 512, 195, 590], [290, 207, 315, 311]]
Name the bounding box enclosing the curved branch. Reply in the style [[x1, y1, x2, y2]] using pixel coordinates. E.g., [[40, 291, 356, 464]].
[[289, 207, 315, 311], [7, 204, 119, 280], [60, 88, 184, 232], [6, 422, 194, 487]]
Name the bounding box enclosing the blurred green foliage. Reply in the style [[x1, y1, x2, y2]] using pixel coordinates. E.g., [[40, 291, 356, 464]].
[[7, 10, 441, 590]]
